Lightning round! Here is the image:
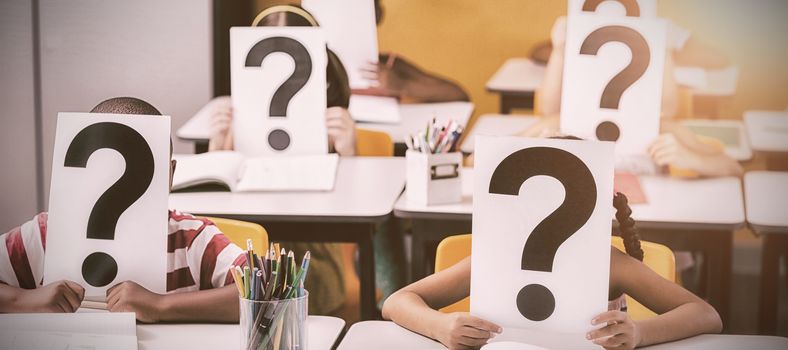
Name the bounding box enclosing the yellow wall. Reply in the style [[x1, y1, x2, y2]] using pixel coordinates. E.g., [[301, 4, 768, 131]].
[[254, 1, 788, 121], [375, 0, 788, 120]]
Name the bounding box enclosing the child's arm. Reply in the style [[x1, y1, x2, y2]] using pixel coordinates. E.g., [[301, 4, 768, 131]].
[[106, 281, 238, 323], [360, 53, 469, 103], [0, 281, 84, 313], [202, 96, 234, 152], [537, 16, 567, 117], [600, 249, 722, 348], [382, 257, 501, 349], [648, 133, 743, 177]]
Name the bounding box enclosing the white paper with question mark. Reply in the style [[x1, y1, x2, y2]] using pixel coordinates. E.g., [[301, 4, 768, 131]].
[[231, 27, 328, 156], [568, 0, 656, 18], [560, 14, 666, 155], [471, 135, 614, 333], [45, 113, 170, 298]]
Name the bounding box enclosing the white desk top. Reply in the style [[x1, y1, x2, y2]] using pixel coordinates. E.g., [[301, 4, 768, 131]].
[[138, 315, 344, 350], [356, 101, 475, 143], [337, 321, 788, 350], [460, 114, 538, 153], [744, 171, 788, 234], [744, 110, 788, 152], [485, 58, 546, 94], [395, 169, 745, 230], [674, 66, 739, 97], [169, 157, 405, 222], [176, 102, 475, 145]]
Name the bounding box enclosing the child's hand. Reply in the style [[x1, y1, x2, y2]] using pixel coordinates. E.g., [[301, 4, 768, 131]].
[[436, 312, 502, 350], [203, 96, 234, 151], [106, 281, 164, 323], [326, 107, 357, 156], [14, 280, 84, 313], [586, 310, 642, 350], [551, 16, 568, 50], [517, 115, 560, 137], [357, 53, 414, 97], [648, 133, 702, 171]]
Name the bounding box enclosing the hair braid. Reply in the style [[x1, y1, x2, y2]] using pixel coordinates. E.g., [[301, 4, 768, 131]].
[[614, 192, 644, 261]]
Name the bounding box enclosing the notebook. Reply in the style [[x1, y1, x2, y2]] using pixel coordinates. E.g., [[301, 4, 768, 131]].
[[0, 312, 137, 350], [172, 151, 340, 192], [349, 95, 401, 123]]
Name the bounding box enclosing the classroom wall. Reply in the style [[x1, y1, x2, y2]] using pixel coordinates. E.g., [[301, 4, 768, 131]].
[[0, 0, 40, 230], [37, 0, 214, 208], [375, 0, 788, 120]]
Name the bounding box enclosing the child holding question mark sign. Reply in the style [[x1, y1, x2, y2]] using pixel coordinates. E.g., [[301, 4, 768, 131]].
[[382, 139, 722, 350], [0, 98, 248, 323], [522, 15, 741, 178]]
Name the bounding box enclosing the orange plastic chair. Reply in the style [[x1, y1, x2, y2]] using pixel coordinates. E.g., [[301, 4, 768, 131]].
[[434, 234, 676, 320], [611, 236, 676, 320], [203, 217, 268, 253], [355, 128, 394, 157], [434, 234, 472, 313]]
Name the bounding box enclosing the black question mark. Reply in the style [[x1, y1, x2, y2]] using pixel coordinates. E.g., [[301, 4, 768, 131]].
[[245, 36, 313, 151], [582, 0, 641, 16], [489, 147, 597, 321], [579, 26, 650, 142], [64, 122, 154, 287]]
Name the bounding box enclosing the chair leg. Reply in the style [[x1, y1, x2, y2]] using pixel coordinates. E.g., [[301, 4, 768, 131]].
[[760, 234, 782, 335]]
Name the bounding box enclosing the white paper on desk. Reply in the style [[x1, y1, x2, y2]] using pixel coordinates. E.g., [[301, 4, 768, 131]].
[[0, 312, 137, 350], [568, 0, 656, 18], [302, 0, 379, 89], [349, 95, 401, 123], [231, 27, 328, 156], [45, 113, 169, 297], [560, 14, 666, 155], [471, 136, 613, 333], [237, 153, 340, 191], [673, 66, 708, 89]]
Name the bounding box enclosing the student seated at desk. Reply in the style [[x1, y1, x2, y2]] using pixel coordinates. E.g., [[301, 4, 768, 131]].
[[204, 5, 357, 156], [0, 97, 244, 323], [201, 5, 352, 316], [382, 192, 722, 350], [523, 16, 741, 178], [353, 0, 470, 103]]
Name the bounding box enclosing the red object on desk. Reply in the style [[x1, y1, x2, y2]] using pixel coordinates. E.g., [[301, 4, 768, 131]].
[[614, 172, 647, 204]]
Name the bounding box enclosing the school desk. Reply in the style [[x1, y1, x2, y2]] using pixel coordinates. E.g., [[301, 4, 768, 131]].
[[175, 101, 474, 155], [486, 57, 739, 116], [459, 114, 538, 154], [459, 114, 751, 160], [169, 157, 406, 320], [485, 58, 546, 114], [336, 321, 788, 350], [744, 110, 788, 171], [744, 171, 788, 334], [138, 315, 345, 350], [394, 169, 744, 327]]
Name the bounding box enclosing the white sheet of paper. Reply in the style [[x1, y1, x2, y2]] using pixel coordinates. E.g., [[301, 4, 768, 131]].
[[471, 135, 614, 333], [0, 312, 136, 350], [568, 0, 656, 18], [231, 27, 328, 156], [236, 153, 340, 192], [302, 0, 379, 89], [349, 95, 401, 123], [560, 14, 666, 155], [45, 113, 169, 297]]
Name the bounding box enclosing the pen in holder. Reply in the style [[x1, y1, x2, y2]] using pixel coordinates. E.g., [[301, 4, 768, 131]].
[[240, 292, 308, 350], [406, 150, 462, 206]]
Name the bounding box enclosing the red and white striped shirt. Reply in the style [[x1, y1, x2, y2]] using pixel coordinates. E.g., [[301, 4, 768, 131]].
[[0, 211, 245, 293]]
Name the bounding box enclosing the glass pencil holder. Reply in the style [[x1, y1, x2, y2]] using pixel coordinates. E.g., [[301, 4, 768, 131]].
[[239, 291, 308, 350]]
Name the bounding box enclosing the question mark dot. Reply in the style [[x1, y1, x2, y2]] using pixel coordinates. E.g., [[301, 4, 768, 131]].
[[82, 252, 118, 287], [268, 129, 291, 151], [517, 284, 555, 321], [596, 121, 621, 142]]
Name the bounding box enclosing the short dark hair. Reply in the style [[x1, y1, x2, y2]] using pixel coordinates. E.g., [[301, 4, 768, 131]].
[[90, 97, 162, 116]]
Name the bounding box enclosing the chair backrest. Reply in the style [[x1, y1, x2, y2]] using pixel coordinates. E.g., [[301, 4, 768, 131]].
[[611, 236, 676, 320], [203, 217, 268, 253], [434, 234, 676, 320], [434, 234, 472, 313], [356, 128, 394, 157]]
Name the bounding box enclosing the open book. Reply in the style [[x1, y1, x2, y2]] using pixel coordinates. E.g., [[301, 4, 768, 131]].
[[172, 151, 339, 192]]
